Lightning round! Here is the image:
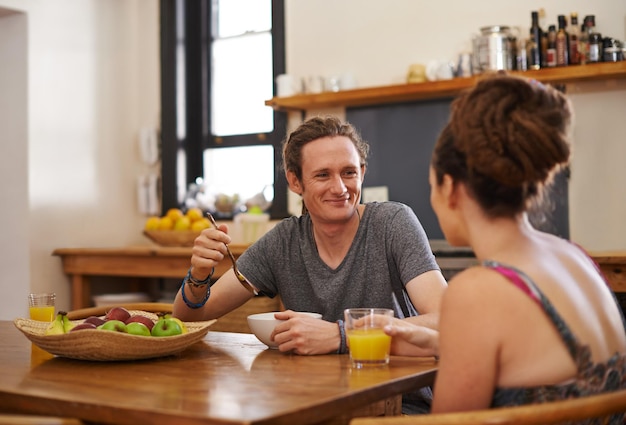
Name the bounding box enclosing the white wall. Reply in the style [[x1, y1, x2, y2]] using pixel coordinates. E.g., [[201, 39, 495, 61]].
[[0, 0, 160, 319], [285, 0, 626, 251], [0, 0, 623, 319], [0, 10, 29, 320]]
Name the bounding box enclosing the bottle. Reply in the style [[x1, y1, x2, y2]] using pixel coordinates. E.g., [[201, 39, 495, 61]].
[[528, 11, 543, 69], [556, 15, 569, 66], [589, 33, 603, 63], [569, 13, 580, 65], [546, 25, 557, 67], [541, 32, 549, 68], [579, 22, 589, 64], [518, 38, 529, 71], [584, 15, 602, 63]]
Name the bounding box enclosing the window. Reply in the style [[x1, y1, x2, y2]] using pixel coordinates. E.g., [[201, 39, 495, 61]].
[[211, 0, 274, 137], [160, 0, 287, 218]]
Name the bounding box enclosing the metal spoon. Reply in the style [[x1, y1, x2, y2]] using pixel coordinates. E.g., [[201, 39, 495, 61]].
[[206, 213, 259, 295]]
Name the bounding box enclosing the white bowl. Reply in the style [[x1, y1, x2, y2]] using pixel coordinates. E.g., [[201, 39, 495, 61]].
[[247, 311, 322, 349]]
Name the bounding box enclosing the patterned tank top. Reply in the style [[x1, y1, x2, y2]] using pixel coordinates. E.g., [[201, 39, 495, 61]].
[[483, 259, 626, 425]]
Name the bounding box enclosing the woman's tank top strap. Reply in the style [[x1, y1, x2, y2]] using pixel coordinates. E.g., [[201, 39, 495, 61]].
[[482, 260, 580, 360]]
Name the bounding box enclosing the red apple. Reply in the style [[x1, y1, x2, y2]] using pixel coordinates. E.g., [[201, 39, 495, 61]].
[[104, 307, 131, 322], [84, 316, 106, 326], [70, 322, 98, 332], [125, 315, 155, 331]]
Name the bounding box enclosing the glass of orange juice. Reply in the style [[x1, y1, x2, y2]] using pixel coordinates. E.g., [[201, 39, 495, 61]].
[[344, 308, 394, 369], [28, 293, 56, 322]]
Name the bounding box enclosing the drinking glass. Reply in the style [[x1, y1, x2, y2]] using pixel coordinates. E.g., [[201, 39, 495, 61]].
[[28, 293, 56, 322], [344, 308, 394, 368]]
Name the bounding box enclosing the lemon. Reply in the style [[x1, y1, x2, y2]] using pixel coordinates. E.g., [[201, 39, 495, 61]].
[[186, 207, 204, 222], [174, 216, 191, 231], [191, 217, 210, 232], [144, 216, 160, 231], [166, 208, 184, 223], [158, 216, 174, 230]]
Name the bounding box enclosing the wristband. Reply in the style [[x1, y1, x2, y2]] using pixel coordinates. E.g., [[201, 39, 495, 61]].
[[336, 319, 347, 354], [185, 267, 214, 288], [181, 276, 210, 309]]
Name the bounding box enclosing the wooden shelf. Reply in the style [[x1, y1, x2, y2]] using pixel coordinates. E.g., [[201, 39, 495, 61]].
[[265, 61, 626, 111]]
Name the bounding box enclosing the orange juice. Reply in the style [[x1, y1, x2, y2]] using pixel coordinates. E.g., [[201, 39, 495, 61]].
[[347, 328, 392, 367], [29, 306, 55, 322]]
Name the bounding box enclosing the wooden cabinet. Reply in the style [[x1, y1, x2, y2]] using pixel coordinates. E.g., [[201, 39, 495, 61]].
[[591, 251, 626, 293], [265, 62, 626, 111]]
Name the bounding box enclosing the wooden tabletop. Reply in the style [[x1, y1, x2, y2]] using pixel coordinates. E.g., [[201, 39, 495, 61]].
[[0, 322, 437, 425]]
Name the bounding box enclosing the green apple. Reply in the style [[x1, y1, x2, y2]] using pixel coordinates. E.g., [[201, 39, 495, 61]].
[[98, 320, 127, 333], [125, 315, 155, 331], [126, 322, 151, 336], [151, 318, 183, 337], [163, 313, 188, 334]]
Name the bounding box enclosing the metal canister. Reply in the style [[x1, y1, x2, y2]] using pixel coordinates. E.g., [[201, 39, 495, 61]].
[[474, 25, 514, 73]]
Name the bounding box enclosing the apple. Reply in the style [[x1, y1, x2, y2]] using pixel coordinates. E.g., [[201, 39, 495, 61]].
[[125, 315, 155, 331], [151, 318, 183, 337], [105, 307, 131, 322], [163, 313, 188, 334], [70, 322, 97, 332], [98, 320, 127, 333], [84, 316, 106, 327], [126, 322, 151, 336]]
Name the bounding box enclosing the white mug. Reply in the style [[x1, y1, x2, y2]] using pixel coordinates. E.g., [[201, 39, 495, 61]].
[[276, 74, 302, 97], [304, 76, 324, 94]]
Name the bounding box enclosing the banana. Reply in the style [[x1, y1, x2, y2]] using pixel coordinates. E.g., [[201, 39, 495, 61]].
[[45, 312, 66, 335], [62, 313, 76, 333]]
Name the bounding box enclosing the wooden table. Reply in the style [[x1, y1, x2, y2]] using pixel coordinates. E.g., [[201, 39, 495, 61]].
[[53, 245, 248, 310], [0, 322, 438, 425]]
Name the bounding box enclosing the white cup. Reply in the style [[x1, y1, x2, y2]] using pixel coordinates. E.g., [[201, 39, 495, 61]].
[[339, 73, 357, 90], [276, 74, 302, 97], [304, 76, 324, 94]]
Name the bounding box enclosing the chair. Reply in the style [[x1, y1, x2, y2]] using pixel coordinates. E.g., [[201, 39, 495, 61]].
[[350, 389, 626, 425], [66, 302, 173, 320]]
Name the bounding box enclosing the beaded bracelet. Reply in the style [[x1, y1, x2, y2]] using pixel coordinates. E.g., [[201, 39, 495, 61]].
[[336, 319, 347, 354], [181, 277, 211, 309], [185, 267, 214, 288]]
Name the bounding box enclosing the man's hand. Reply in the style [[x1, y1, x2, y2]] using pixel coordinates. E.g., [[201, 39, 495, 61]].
[[270, 310, 337, 355]]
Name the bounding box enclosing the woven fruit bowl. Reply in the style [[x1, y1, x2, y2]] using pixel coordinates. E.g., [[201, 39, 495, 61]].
[[14, 311, 216, 361], [143, 230, 201, 247]]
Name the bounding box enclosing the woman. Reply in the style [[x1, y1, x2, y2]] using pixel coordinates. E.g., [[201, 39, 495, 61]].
[[386, 74, 626, 417]]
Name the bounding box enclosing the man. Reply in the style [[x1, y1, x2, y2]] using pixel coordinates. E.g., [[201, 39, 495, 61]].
[[174, 115, 447, 413]]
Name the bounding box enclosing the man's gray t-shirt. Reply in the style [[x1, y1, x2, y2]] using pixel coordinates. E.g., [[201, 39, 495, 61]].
[[237, 201, 439, 321]]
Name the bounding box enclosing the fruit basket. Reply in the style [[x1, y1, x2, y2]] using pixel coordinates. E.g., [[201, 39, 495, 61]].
[[14, 311, 216, 361], [143, 230, 201, 247]]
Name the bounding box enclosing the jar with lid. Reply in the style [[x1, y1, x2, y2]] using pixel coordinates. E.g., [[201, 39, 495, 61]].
[[603, 38, 624, 62], [474, 25, 514, 72]]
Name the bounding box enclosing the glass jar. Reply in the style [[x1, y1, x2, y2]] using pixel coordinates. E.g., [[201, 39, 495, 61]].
[[602, 38, 624, 62]]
